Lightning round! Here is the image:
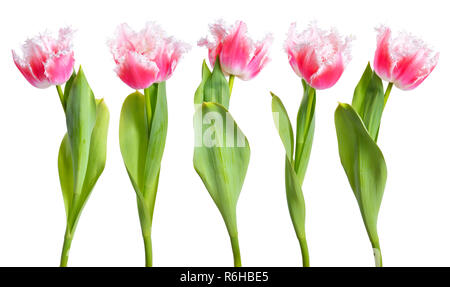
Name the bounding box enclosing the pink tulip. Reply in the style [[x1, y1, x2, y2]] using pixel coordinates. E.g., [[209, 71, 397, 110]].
[[12, 28, 75, 89], [374, 26, 439, 90], [198, 20, 273, 80], [109, 22, 189, 90], [285, 23, 352, 90]]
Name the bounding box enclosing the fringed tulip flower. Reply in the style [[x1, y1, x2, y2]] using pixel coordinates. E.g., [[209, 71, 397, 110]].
[[109, 22, 189, 90], [193, 20, 271, 267], [334, 26, 439, 267], [285, 23, 352, 90], [269, 22, 352, 267], [13, 28, 110, 267], [12, 28, 75, 89], [198, 20, 273, 81], [110, 22, 188, 267], [374, 26, 439, 90]]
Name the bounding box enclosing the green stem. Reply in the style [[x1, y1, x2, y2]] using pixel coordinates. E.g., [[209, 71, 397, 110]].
[[143, 234, 153, 267], [144, 88, 152, 131], [383, 82, 394, 108], [228, 75, 235, 96], [298, 236, 310, 267], [372, 242, 383, 267], [60, 227, 73, 267], [56, 85, 65, 112], [229, 234, 241, 267]]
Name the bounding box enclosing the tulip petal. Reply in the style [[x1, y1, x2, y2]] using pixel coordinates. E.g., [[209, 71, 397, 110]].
[[220, 21, 252, 76], [45, 52, 75, 85], [310, 54, 344, 90], [116, 52, 159, 90], [240, 35, 273, 80], [374, 26, 395, 83], [12, 50, 50, 88]]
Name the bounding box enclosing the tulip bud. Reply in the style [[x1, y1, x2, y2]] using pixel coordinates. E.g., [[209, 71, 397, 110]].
[[285, 23, 352, 90], [12, 28, 75, 89], [198, 20, 273, 80], [108, 22, 189, 90], [374, 26, 439, 90]]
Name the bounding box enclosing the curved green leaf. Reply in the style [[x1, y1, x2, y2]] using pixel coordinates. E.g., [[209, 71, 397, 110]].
[[294, 80, 316, 185], [335, 103, 387, 246], [285, 156, 306, 240], [119, 91, 148, 194], [271, 92, 294, 161], [203, 59, 230, 109], [193, 102, 250, 235], [143, 82, 167, 212], [63, 71, 76, 108], [351, 63, 384, 141], [65, 67, 97, 202], [194, 61, 212, 105], [75, 99, 109, 217], [58, 99, 109, 225], [58, 134, 73, 218], [271, 82, 314, 266], [119, 82, 167, 229]]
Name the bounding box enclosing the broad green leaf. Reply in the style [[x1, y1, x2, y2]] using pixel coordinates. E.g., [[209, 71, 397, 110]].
[[58, 134, 73, 218], [58, 99, 110, 225], [119, 91, 149, 195], [285, 156, 306, 240], [194, 60, 212, 105], [271, 92, 294, 161], [63, 71, 76, 107], [143, 82, 168, 216], [66, 66, 97, 201], [203, 59, 230, 109], [294, 80, 316, 186], [351, 63, 384, 141], [119, 82, 167, 228], [335, 103, 387, 246], [193, 102, 250, 235], [73, 99, 109, 222]]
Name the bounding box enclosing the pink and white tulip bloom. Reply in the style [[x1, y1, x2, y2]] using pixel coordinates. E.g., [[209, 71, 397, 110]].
[[285, 23, 352, 90], [374, 26, 439, 90], [198, 20, 273, 80], [12, 28, 75, 89], [109, 22, 189, 90]]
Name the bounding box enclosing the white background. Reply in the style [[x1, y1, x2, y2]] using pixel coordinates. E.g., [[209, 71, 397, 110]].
[[0, 0, 448, 267]]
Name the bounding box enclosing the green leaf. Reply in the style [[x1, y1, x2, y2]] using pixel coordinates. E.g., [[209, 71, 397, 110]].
[[193, 102, 250, 236], [285, 156, 306, 240], [294, 80, 316, 186], [271, 92, 294, 161], [65, 66, 97, 202], [74, 99, 109, 219], [335, 103, 387, 246], [119, 91, 148, 195], [63, 71, 76, 106], [194, 60, 212, 105], [143, 82, 167, 210], [203, 59, 230, 109], [58, 134, 73, 218], [119, 82, 168, 230], [271, 82, 314, 265], [351, 63, 384, 142], [58, 99, 110, 225]]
